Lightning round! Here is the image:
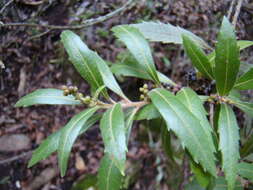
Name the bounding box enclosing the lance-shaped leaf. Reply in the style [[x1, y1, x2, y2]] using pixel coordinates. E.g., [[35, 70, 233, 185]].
[[237, 40, 253, 50], [218, 104, 240, 190], [190, 158, 211, 188], [100, 103, 127, 174], [240, 135, 253, 158], [125, 108, 138, 144], [234, 68, 253, 90], [213, 177, 243, 190], [28, 113, 101, 168], [228, 97, 253, 118], [111, 62, 176, 86], [61, 31, 105, 94], [177, 88, 216, 153], [15, 89, 80, 107], [237, 162, 253, 181], [214, 17, 240, 96], [148, 88, 217, 176], [58, 107, 98, 177], [182, 35, 213, 79], [97, 154, 123, 190], [92, 51, 128, 100], [112, 25, 160, 84], [131, 21, 210, 49], [208, 40, 253, 66], [28, 129, 62, 168]]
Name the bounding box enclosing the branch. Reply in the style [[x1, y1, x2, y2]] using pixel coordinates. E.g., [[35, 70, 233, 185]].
[[227, 0, 236, 20], [0, 0, 134, 30], [232, 0, 244, 27], [0, 0, 14, 15], [0, 150, 32, 165]]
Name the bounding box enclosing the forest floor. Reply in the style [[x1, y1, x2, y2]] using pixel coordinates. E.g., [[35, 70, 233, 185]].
[[1, 0, 253, 189]]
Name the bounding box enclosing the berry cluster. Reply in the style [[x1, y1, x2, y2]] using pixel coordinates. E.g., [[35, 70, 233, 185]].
[[61, 85, 95, 106]]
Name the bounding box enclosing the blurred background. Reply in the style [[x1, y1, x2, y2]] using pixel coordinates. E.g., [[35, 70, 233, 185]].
[[1, 0, 253, 189]]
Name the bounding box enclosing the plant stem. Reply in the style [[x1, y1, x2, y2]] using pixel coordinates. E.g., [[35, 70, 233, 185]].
[[232, 0, 244, 27], [0, 0, 134, 30], [97, 100, 148, 109]]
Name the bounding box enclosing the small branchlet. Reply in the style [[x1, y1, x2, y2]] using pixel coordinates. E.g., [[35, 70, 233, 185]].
[[208, 94, 233, 104]]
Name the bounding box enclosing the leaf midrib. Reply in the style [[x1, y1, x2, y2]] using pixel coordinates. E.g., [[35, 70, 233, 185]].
[[187, 41, 212, 79], [64, 34, 101, 89], [18, 95, 80, 104], [118, 26, 158, 83], [59, 108, 96, 172], [153, 90, 213, 171]]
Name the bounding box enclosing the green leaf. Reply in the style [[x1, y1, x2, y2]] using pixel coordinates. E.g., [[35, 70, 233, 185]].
[[125, 108, 138, 144], [28, 113, 101, 168], [132, 21, 210, 49], [213, 177, 243, 190], [100, 103, 127, 174], [92, 52, 128, 100], [71, 174, 98, 190], [28, 129, 62, 167], [208, 40, 253, 66], [135, 104, 161, 121], [176, 88, 216, 153], [190, 159, 211, 188], [15, 88, 80, 107], [111, 63, 176, 86], [112, 25, 160, 84], [148, 88, 217, 176], [61, 31, 105, 95], [218, 104, 240, 190], [214, 17, 240, 96], [58, 107, 98, 177], [228, 97, 253, 118], [237, 162, 253, 181], [97, 154, 123, 190], [161, 122, 174, 160], [182, 35, 213, 79], [234, 68, 253, 90], [240, 135, 253, 158], [237, 40, 253, 50]]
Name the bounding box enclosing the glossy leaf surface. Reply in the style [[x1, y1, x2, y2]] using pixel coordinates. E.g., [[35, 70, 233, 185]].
[[234, 68, 253, 90], [28, 113, 101, 168], [112, 25, 160, 84], [237, 162, 253, 181], [58, 107, 98, 176], [15, 89, 80, 107], [100, 103, 127, 174], [218, 104, 240, 190], [61, 31, 104, 93], [214, 17, 240, 95], [177, 88, 216, 153], [182, 35, 213, 79], [97, 154, 123, 190], [149, 88, 216, 176]]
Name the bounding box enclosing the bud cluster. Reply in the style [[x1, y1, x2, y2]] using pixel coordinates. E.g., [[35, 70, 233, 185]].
[[61, 85, 96, 107], [208, 94, 233, 104], [139, 84, 150, 101]]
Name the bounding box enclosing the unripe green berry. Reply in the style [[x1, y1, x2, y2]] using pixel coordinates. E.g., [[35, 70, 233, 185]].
[[139, 87, 144, 92], [143, 84, 148, 89], [62, 85, 68, 90], [143, 89, 149, 94], [140, 94, 145, 100], [73, 86, 78, 92], [63, 89, 70, 96]]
